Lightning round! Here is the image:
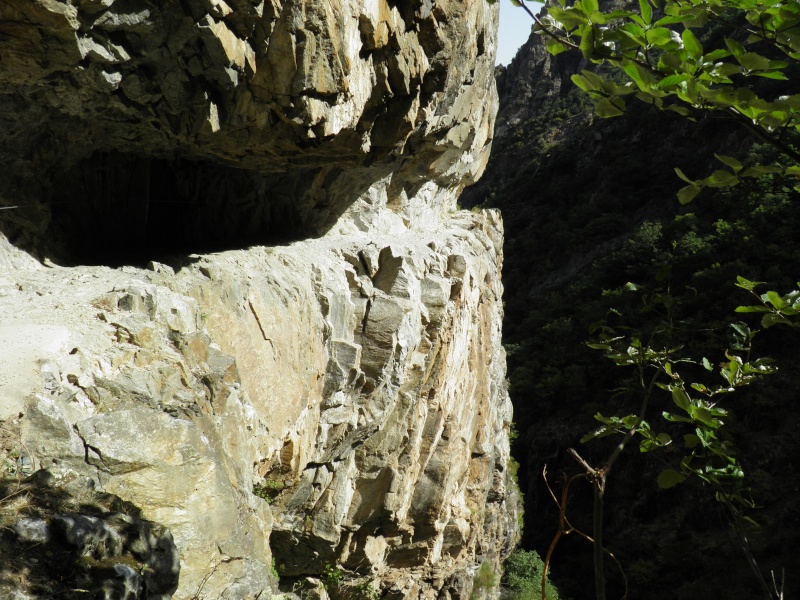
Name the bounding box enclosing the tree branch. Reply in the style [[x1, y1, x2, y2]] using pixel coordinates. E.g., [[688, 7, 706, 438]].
[[725, 107, 800, 165]]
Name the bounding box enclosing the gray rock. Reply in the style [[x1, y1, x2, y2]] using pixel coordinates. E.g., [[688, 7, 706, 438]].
[[52, 514, 123, 558], [104, 564, 143, 600], [13, 518, 51, 543]]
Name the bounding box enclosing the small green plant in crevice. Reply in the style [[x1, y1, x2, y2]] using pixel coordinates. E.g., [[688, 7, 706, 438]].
[[354, 578, 380, 600], [471, 562, 498, 599], [505, 453, 525, 537], [252, 478, 284, 504], [270, 557, 280, 581], [503, 549, 560, 600], [507, 455, 520, 484], [322, 562, 344, 590]]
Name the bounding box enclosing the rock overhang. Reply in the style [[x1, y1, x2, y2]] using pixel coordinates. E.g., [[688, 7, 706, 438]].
[[0, 0, 500, 263]]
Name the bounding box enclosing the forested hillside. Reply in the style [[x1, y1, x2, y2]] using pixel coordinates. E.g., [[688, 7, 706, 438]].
[[463, 3, 800, 597]]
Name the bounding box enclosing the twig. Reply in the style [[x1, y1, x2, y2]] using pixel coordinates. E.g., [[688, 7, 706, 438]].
[[542, 466, 628, 600], [542, 467, 584, 600], [771, 569, 784, 600], [716, 485, 775, 600]]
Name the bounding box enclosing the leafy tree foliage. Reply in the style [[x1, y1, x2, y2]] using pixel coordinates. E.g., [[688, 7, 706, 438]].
[[477, 1, 800, 597], [491, 0, 800, 200], [503, 550, 561, 600]]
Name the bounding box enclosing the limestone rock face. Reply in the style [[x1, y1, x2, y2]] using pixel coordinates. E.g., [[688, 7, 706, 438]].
[[0, 0, 499, 258], [0, 211, 520, 599], [0, 1, 519, 598]]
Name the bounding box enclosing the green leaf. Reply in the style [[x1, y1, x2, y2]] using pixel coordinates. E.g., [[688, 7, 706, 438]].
[[595, 97, 625, 118], [684, 434, 700, 448], [766, 290, 787, 309], [741, 165, 783, 176], [619, 22, 646, 46], [657, 469, 687, 489], [778, 27, 800, 52], [730, 321, 751, 340], [737, 52, 771, 72], [580, 0, 599, 17], [703, 169, 739, 188], [734, 305, 770, 313], [677, 184, 702, 204], [682, 29, 703, 59], [658, 73, 692, 89], [703, 48, 731, 61], [546, 37, 570, 55], [678, 7, 709, 28], [702, 357, 713, 371], [549, 6, 589, 29], [753, 70, 789, 80], [638, 0, 652, 25], [640, 431, 670, 452], [594, 413, 618, 426], [663, 411, 695, 424], [586, 342, 612, 350], [581, 69, 611, 91], [672, 387, 690, 411], [659, 53, 682, 72], [741, 516, 762, 529], [580, 24, 596, 59], [622, 59, 657, 91], [761, 312, 788, 328], [735, 276, 761, 291], [725, 37, 745, 58], [666, 105, 692, 117], [581, 426, 617, 442], [694, 406, 719, 427], [674, 167, 695, 184], [654, 14, 686, 27], [715, 154, 742, 172], [571, 74, 596, 93], [646, 27, 678, 48], [622, 414, 640, 428]]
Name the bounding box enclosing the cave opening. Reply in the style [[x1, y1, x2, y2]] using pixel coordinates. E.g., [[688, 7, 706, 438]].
[[48, 152, 308, 267]]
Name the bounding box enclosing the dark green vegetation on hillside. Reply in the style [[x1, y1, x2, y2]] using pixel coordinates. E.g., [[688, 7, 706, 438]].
[[464, 8, 800, 598]]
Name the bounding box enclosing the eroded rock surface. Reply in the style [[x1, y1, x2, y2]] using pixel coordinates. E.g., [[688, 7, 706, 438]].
[[1, 211, 519, 599], [0, 0, 498, 259], [0, 1, 519, 598]]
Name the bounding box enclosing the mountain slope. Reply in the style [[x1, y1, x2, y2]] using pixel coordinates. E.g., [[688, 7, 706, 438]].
[[463, 11, 800, 599]]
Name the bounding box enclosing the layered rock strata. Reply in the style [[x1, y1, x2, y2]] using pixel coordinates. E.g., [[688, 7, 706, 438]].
[[0, 210, 519, 599], [0, 0, 519, 598], [0, 0, 499, 257]]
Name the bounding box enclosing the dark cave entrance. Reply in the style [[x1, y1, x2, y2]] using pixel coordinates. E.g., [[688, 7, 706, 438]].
[[49, 152, 309, 266]]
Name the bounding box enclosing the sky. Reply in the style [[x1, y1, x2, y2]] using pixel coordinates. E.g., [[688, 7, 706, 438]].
[[496, 1, 544, 66]]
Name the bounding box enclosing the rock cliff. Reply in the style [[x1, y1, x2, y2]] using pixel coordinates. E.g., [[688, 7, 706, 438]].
[[0, 1, 520, 599], [0, 0, 499, 260]]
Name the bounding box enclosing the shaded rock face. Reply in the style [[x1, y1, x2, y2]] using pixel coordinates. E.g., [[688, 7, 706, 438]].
[[0, 0, 498, 261], [2, 475, 180, 600], [0, 1, 519, 598]]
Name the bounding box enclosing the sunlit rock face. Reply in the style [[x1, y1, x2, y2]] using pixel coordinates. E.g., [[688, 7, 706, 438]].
[[0, 1, 520, 598]]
